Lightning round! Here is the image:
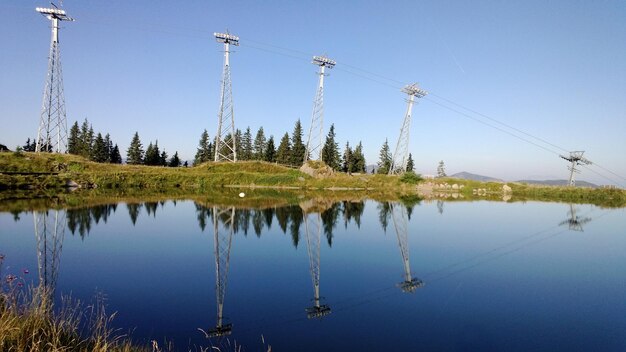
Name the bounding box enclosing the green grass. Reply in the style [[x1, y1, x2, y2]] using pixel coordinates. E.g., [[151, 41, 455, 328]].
[[0, 153, 412, 194], [1, 153, 625, 209], [424, 176, 626, 208]]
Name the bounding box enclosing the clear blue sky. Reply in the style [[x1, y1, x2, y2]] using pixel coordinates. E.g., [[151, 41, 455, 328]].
[[1, 0, 625, 185]]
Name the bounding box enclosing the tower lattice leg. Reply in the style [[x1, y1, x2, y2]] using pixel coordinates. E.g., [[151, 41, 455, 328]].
[[36, 19, 68, 153], [214, 33, 238, 162], [389, 84, 427, 175], [304, 56, 335, 163]]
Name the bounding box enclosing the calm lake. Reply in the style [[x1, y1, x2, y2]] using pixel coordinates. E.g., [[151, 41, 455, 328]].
[[1, 198, 625, 351]]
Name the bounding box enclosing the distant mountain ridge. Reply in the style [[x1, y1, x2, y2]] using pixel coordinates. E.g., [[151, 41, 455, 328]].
[[449, 172, 504, 182], [366, 168, 599, 188]]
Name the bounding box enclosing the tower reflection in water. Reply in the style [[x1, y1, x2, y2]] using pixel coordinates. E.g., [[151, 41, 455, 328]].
[[559, 203, 592, 232], [303, 211, 331, 319], [208, 206, 236, 337], [33, 210, 66, 307], [390, 202, 423, 293]]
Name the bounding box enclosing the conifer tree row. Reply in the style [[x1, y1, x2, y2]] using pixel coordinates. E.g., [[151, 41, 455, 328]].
[[189, 119, 369, 172], [66, 119, 122, 164]]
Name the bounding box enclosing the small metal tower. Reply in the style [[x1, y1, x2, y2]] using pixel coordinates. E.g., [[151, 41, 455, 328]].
[[34, 210, 66, 301], [559, 204, 592, 232], [559, 151, 592, 187], [213, 32, 239, 162], [35, 5, 74, 153], [389, 84, 427, 175], [208, 206, 236, 337], [389, 203, 423, 293], [303, 212, 331, 318], [304, 55, 335, 163]]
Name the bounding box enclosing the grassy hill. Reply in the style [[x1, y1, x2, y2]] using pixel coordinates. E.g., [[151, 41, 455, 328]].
[[1, 152, 625, 209], [0, 152, 416, 195]]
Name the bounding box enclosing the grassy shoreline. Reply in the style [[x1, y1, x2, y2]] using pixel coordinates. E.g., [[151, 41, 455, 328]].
[[1, 152, 625, 209], [0, 152, 414, 192]]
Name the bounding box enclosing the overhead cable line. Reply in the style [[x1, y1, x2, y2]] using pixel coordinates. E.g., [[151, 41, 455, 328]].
[[423, 98, 562, 155], [18, 9, 626, 185], [242, 42, 626, 185]]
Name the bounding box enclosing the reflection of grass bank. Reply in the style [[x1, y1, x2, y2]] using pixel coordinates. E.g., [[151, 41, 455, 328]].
[[0, 187, 409, 214]]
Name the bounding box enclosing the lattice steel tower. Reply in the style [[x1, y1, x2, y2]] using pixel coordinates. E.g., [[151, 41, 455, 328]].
[[208, 206, 236, 337], [303, 212, 331, 318], [35, 5, 74, 153], [389, 84, 427, 175], [390, 203, 424, 293], [213, 32, 239, 162], [559, 151, 592, 187], [34, 210, 66, 303], [304, 55, 335, 163]]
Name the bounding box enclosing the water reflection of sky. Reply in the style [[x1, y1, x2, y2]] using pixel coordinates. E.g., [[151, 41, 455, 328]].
[[0, 200, 624, 351]]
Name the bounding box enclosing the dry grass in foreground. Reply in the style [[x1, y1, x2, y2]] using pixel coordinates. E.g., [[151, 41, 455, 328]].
[[0, 283, 269, 352]]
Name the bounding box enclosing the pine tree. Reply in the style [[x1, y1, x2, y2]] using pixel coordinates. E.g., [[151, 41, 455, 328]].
[[103, 133, 113, 162], [110, 144, 122, 164], [321, 124, 340, 170], [22, 138, 31, 152], [234, 129, 242, 161], [207, 141, 213, 161], [291, 119, 306, 165], [160, 150, 168, 166], [194, 130, 211, 165], [353, 141, 366, 173], [342, 142, 353, 173], [264, 135, 276, 162], [437, 160, 447, 177], [86, 126, 95, 158], [253, 127, 266, 160], [276, 132, 292, 165], [126, 132, 144, 165], [91, 133, 109, 162], [377, 139, 392, 174], [406, 153, 415, 172], [67, 122, 80, 155], [144, 142, 155, 165], [23, 138, 36, 152], [168, 151, 181, 167], [145, 141, 162, 166], [79, 119, 91, 157], [241, 127, 253, 160]]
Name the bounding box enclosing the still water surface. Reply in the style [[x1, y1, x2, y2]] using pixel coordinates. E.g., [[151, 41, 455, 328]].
[[1, 199, 625, 351]]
